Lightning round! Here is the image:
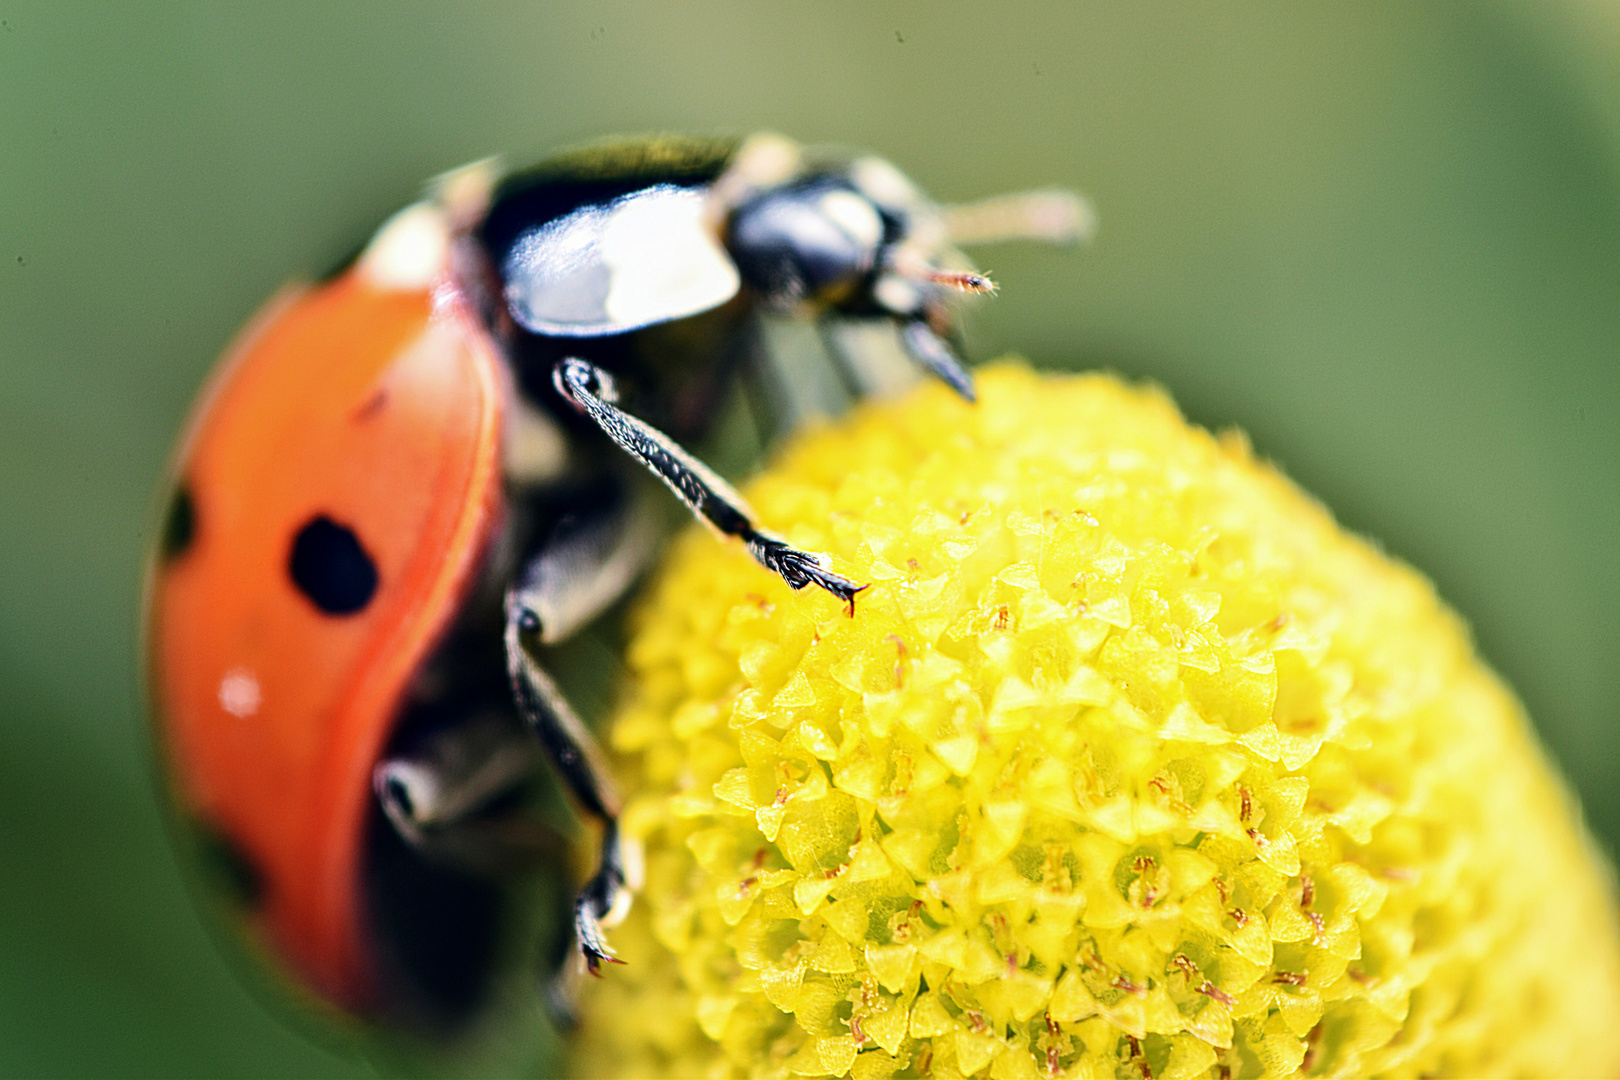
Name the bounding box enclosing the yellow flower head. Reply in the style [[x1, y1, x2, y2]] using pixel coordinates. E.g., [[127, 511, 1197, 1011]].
[[570, 364, 1620, 1079]]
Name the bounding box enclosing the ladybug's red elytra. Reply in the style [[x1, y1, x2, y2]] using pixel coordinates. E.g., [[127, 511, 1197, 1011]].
[[146, 133, 1090, 1027]]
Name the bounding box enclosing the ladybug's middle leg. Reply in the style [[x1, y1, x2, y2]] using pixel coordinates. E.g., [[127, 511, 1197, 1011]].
[[504, 610, 632, 975], [501, 477, 662, 977]]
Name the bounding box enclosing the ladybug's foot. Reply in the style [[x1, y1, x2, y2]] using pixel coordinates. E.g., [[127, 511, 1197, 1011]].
[[541, 827, 637, 1027], [554, 358, 868, 605], [746, 534, 866, 608], [575, 897, 625, 977], [575, 820, 632, 976]]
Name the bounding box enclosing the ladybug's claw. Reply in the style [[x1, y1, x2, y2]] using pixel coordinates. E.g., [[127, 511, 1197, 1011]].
[[577, 917, 625, 977], [747, 535, 866, 607], [574, 819, 631, 975], [577, 902, 625, 977]]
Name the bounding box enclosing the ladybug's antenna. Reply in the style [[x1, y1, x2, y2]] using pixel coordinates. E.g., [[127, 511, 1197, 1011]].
[[941, 188, 1097, 247], [886, 251, 999, 295], [925, 268, 997, 294]]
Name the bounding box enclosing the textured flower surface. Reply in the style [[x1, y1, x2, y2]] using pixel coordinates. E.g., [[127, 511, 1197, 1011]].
[[568, 364, 1620, 1079]]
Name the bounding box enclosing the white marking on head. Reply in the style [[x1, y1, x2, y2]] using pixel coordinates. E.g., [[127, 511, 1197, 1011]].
[[850, 155, 921, 210], [601, 186, 740, 329], [730, 133, 802, 188], [818, 189, 883, 250], [218, 667, 262, 718], [357, 202, 450, 292], [874, 274, 922, 316]]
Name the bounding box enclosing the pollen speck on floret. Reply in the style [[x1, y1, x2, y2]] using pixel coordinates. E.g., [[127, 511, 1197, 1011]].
[[568, 363, 1620, 1079]]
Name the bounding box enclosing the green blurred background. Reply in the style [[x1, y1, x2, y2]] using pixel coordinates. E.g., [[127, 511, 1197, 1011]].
[[2, 2, 1617, 1076]]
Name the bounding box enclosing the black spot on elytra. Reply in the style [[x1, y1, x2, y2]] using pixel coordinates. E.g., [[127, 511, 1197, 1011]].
[[353, 387, 389, 421], [289, 515, 378, 615], [195, 820, 265, 910], [160, 484, 195, 561]]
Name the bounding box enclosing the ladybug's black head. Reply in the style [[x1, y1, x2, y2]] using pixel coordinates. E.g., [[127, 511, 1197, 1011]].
[[714, 139, 1094, 403], [723, 149, 1053, 379], [727, 176, 893, 312], [725, 153, 984, 324]]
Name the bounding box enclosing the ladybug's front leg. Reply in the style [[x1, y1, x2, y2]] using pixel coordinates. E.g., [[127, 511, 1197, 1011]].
[[552, 357, 866, 606]]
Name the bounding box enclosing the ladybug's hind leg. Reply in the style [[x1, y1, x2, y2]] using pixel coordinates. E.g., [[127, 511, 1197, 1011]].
[[372, 711, 561, 876]]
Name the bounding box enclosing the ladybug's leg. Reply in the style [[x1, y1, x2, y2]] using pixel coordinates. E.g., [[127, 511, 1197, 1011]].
[[817, 319, 921, 404], [500, 478, 663, 977], [552, 357, 866, 607], [503, 600, 632, 975], [374, 711, 546, 853], [743, 315, 858, 441], [897, 319, 977, 403]]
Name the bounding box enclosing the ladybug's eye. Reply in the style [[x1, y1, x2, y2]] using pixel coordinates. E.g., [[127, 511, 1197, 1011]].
[[159, 484, 196, 562], [194, 821, 264, 911], [288, 515, 379, 615]]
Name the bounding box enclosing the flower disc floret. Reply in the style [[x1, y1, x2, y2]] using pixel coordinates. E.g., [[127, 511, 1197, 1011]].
[[570, 363, 1620, 1079]]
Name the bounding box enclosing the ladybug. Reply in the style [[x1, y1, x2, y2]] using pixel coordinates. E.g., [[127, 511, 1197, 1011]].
[[146, 133, 1090, 1028]]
